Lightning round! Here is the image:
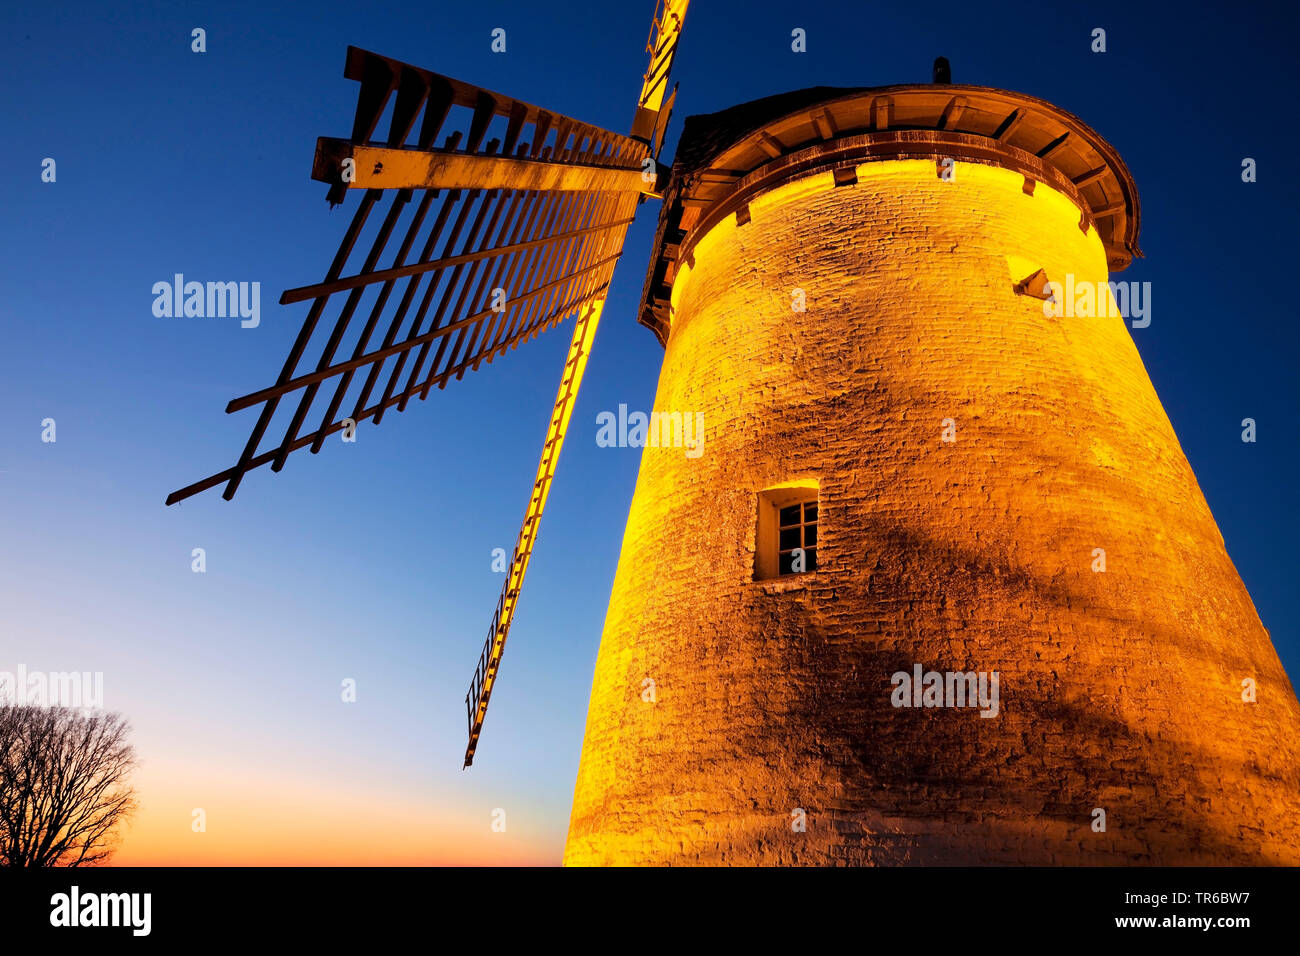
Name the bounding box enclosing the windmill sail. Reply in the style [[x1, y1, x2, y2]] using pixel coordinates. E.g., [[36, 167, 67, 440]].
[[166, 1, 690, 771], [462, 0, 691, 767], [166, 46, 651, 505], [632, 0, 690, 147], [462, 297, 604, 767]]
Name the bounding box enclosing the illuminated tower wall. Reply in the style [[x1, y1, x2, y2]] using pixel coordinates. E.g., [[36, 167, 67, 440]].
[[564, 85, 1300, 865]]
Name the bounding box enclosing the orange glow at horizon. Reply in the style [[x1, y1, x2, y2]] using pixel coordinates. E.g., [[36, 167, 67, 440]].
[[110, 758, 557, 867]]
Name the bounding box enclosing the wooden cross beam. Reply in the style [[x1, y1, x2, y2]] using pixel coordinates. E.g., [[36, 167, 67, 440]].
[[314, 138, 663, 196]]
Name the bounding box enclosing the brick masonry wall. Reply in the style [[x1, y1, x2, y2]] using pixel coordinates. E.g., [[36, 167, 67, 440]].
[[563, 159, 1300, 865]]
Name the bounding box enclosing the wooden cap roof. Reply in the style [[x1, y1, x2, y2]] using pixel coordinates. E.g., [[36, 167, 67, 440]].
[[638, 84, 1142, 345]]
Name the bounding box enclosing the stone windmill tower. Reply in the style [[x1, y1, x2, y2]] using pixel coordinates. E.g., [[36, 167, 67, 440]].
[[169, 3, 1300, 865], [562, 43, 1300, 867]]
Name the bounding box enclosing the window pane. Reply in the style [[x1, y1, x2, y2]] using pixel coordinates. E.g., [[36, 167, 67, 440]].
[[806, 547, 817, 571], [779, 551, 795, 575], [804, 503, 818, 522], [779, 504, 801, 527], [805, 524, 817, 547], [780, 527, 801, 550]]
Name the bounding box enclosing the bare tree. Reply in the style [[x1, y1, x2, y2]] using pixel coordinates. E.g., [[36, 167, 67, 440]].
[[0, 707, 137, 866]]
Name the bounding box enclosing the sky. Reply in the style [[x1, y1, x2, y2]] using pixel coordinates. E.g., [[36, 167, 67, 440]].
[[2, 0, 1297, 865]]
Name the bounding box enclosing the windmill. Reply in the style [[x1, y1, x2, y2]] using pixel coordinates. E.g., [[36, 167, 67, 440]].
[[167, 0, 691, 768], [167, 2, 1300, 866]]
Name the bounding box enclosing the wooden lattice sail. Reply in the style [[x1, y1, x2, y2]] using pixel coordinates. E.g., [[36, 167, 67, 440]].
[[169, 0, 692, 768]]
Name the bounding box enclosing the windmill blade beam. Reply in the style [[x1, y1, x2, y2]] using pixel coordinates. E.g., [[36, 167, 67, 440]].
[[463, 297, 606, 767], [631, 0, 690, 144], [342, 45, 632, 148], [313, 139, 658, 196], [165, 282, 611, 507], [225, 253, 620, 415], [269, 182, 417, 473], [214, 189, 382, 501], [166, 379, 416, 505]]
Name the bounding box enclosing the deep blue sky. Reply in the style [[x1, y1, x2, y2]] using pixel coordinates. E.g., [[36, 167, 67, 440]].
[[2, 0, 1297, 863]]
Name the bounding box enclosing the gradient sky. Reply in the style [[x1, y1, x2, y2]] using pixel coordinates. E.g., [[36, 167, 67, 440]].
[[2, 0, 1297, 865]]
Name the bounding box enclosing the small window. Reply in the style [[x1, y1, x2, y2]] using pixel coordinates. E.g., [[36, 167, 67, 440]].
[[755, 480, 820, 581], [778, 501, 818, 575]]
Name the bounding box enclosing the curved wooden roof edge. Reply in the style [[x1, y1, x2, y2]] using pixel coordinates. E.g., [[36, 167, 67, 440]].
[[638, 83, 1143, 345]]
